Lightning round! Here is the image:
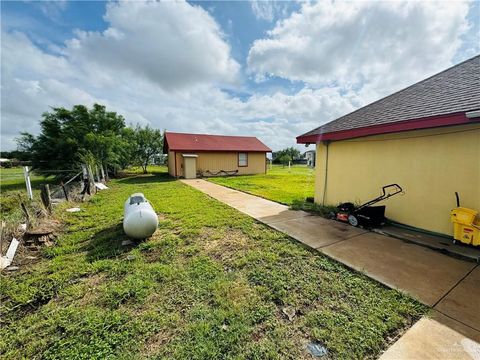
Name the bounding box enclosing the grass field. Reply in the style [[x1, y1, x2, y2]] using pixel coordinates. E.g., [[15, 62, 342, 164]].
[[0, 167, 55, 193], [209, 165, 315, 205], [0, 167, 55, 224], [0, 167, 425, 359]]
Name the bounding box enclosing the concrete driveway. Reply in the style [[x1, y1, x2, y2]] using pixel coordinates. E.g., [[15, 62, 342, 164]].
[[181, 179, 480, 357]]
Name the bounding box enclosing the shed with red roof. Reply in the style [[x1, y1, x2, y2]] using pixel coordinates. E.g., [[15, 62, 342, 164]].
[[163, 132, 271, 178], [296, 55, 480, 236]]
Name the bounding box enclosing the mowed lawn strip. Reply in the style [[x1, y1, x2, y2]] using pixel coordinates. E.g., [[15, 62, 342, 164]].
[[0, 167, 55, 193], [209, 165, 315, 205], [0, 168, 426, 359]]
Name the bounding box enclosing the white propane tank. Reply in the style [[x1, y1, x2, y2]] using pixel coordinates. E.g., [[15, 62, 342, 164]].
[[123, 193, 158, 239]]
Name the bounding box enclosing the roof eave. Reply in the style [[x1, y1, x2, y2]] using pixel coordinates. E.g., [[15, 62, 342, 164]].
[[296, 111, 479, 143], [165, 149, 272, 153]]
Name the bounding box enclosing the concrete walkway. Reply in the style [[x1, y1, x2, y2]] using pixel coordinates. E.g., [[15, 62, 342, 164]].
[[182, 179, 480, 358]]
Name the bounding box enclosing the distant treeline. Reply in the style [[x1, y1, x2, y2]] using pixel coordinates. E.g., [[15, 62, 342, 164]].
[[272, 147, 302, 165]]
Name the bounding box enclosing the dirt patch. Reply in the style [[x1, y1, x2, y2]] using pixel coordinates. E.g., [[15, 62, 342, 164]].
[[201, 228, 254, 262], [78, 273, 106, 306], [141, 330, 173, 357]]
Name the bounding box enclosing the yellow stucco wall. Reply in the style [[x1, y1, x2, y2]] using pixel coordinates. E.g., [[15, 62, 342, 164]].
[[169, 151, 267, 177], [314, 124, 480, 235]]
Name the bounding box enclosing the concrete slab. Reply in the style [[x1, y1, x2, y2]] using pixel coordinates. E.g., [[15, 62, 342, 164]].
[[269, 215, 368, 249], [435, 266, 480, 332], [321, 233, 476, 306], [432, 310, 480, 344], [380, 317, 480, 360], [258, 210, 310, 224], [181, 179, 291, 218], [375, 225, 480, 262]]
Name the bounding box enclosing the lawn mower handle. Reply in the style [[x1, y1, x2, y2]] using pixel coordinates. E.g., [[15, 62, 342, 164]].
[[355, 184, 404, 210], [382, 184, 403, 197]]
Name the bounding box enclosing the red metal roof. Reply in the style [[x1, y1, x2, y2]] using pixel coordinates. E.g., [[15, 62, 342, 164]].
[[164, 132, 271, 153]]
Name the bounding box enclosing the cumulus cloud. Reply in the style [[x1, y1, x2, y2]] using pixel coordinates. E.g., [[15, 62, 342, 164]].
[[65, 1, 240, 90], [248, 1, 472, 100], [0, 26, 355, 150], [1, 0, 477, 151]]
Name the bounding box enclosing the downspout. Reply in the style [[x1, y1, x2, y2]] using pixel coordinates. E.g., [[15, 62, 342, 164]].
[[321, 141, 331, 206]]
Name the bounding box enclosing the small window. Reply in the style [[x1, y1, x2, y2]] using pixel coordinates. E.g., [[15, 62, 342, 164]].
[[238, 152, 248, 167]]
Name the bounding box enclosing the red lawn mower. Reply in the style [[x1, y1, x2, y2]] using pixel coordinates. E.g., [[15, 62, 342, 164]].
[[333, 184, 404, 227]]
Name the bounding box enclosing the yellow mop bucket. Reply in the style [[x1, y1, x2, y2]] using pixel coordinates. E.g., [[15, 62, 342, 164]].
[[450, 207, 480, 246]]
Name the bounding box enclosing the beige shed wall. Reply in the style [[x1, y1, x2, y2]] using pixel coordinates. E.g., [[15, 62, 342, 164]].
[[167, 150, 176, 176], [171, 151, 266, 177], [314, 124, 480, 236]]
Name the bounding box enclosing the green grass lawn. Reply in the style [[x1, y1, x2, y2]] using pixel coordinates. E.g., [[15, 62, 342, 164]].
[[0, 167, 56, 224], [0, 168, 425, 359], [209, 165, 315, 205], [0, 167, 55, 193]]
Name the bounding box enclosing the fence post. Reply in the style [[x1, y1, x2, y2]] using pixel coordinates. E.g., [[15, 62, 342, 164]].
[[23, 166, 33, 200], [81, 164, 89, 200], [104, 164, 110, 181], [100, 164, 106, 183], [60, 181, 69, 201], [87, 165, 96, 194], [0, 221, 4, 257], [95, 165, 100, 183], [40, 184, 52, 213]]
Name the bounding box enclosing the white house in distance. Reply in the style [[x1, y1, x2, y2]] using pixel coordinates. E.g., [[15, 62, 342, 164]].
[[304, 150, 316, 167]]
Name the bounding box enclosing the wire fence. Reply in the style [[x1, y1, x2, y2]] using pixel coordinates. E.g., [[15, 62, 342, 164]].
[[49, 172, 83, 201], [22, 165, 105, 205]]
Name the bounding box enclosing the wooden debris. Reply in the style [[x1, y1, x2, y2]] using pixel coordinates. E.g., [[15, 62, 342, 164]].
[[40, 184, 52, 213], [1, 238, 20, 270], [24, 226, 57, 249], [19, 199, 31, 229]]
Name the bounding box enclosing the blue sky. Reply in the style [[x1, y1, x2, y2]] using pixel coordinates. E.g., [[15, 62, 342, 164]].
[[1, 1, 479, 151]]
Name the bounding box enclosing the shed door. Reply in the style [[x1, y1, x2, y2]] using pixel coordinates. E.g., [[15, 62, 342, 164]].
[[183, 157, 197, 179]]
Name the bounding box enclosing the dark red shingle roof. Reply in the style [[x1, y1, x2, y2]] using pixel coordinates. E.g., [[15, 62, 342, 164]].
[[298, 55, 480, 142]]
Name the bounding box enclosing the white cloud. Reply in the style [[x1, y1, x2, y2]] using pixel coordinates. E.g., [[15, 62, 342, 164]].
[[250, 1, 282, 22], [37, 0, 68, 22], [0, 27, 355, 151], [65, 1, 240, 91], [248, 1, 472, 100], [1, 1, 477, 152]]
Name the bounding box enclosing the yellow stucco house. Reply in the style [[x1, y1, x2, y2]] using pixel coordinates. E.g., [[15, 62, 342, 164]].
[[163, 132, 271, 179], [297, 55, 480, 236]]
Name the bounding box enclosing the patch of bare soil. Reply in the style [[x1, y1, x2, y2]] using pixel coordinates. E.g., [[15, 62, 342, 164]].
[[77, 273, 106, 306], [201, 227, 254, 262], [141, 330, 173, 357]]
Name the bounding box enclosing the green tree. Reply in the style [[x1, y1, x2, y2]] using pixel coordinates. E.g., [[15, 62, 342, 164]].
[[131, 125, 163, 173], [277, 154, 291, 167], [273, 147, 301, 164], [19, 104, 127, 178], [15, 132, 36, 154]]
